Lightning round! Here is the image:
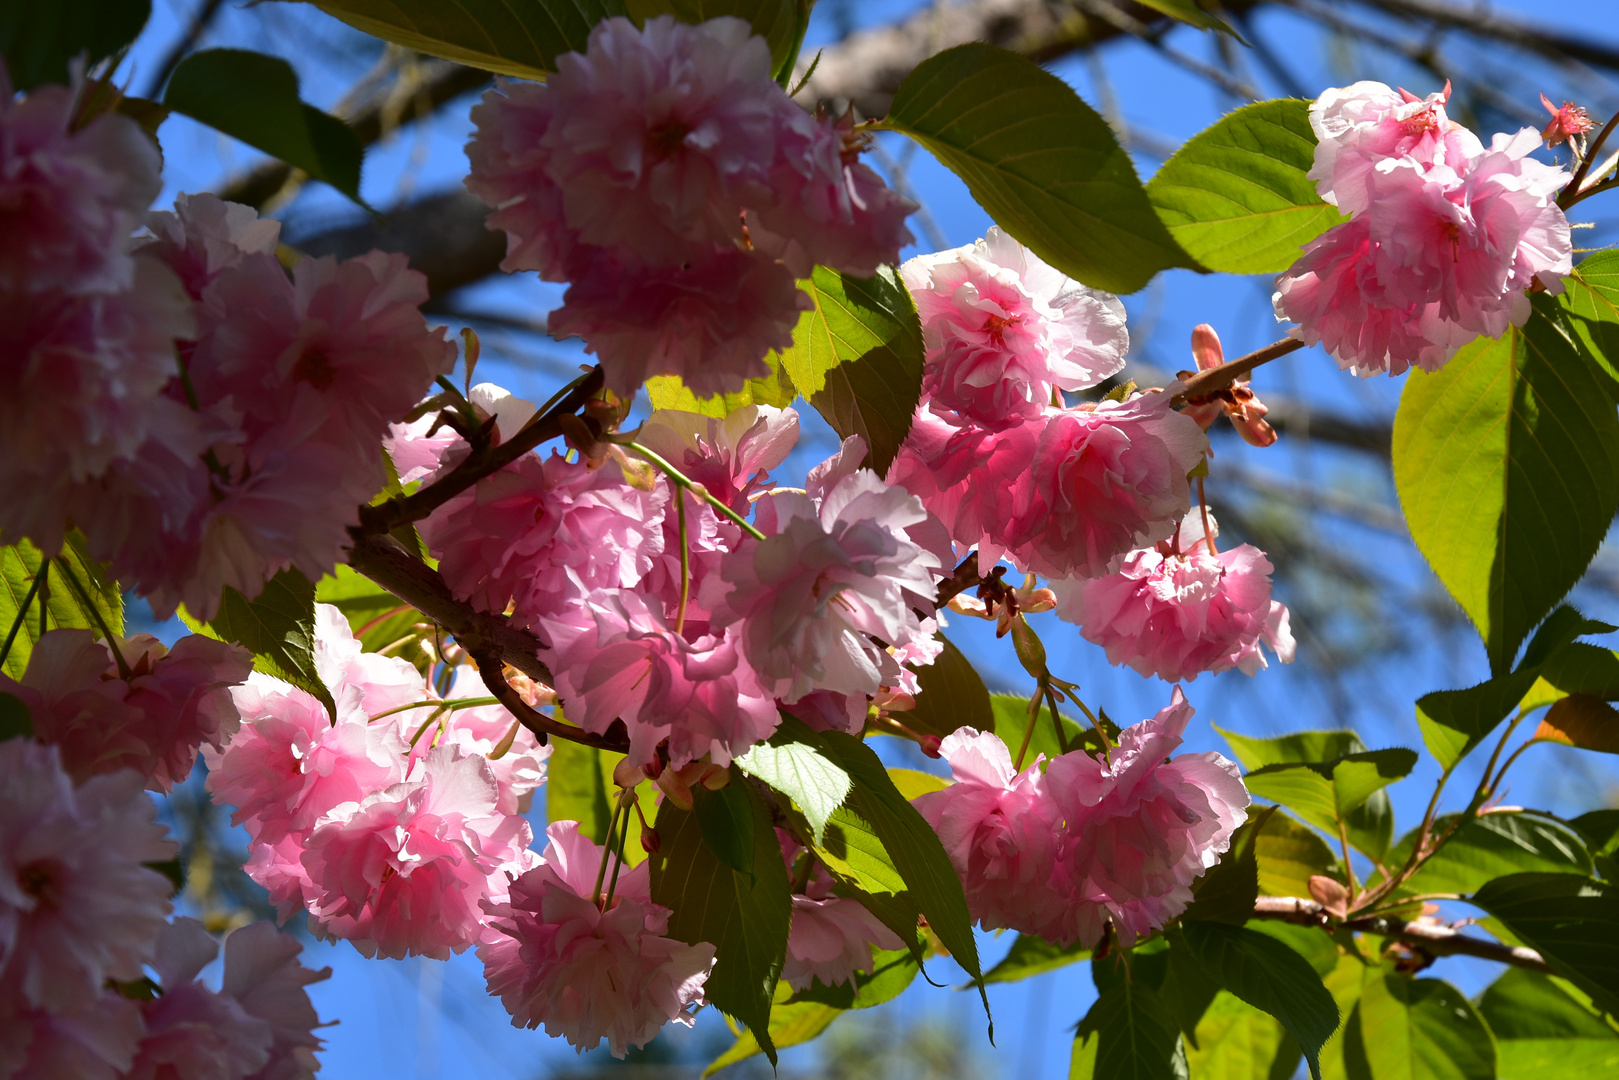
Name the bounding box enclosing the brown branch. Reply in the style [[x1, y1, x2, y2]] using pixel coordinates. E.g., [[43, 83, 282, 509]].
[[1353, 0, 1619, 75], [1172, 337, 1305, 404], [466, 647, 625, 751], [1251, 896, 1552, 974], [143, 0, 227, 98], [359, 366, 604, 534]]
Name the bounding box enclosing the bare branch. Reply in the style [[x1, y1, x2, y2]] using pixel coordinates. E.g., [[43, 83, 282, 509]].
[[1354, 0, 1619, 75], [1252, 896, 1553, 973]]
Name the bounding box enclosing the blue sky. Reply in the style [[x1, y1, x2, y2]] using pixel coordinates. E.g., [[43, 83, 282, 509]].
[[114, 1, 1619, 1076]]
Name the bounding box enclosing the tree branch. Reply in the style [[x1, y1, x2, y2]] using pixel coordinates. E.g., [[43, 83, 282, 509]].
[[1353, 0, 1619, 75], [1251, 896, 1552, 973], [1172, 337, 1306, 403], [466, 646, 626, 750]]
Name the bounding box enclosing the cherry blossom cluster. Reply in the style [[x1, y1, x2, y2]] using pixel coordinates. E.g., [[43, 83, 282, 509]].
[[0, 66, 454, 620], [778, 830, 906, 992], [0, 676, 327, 1080], [1274, 81, 1573, 376], [464, 15, 917, 399], [914, 690, 1250, 948]]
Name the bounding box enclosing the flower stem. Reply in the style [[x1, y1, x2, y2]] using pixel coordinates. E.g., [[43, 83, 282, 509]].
[[368, 695, 501, 723], [1197, 476, 1217, 557], [1564, 111, 1619, 207], [624, 441, 768, 542], [675, 488, 692, 635], [602, 789, 635, 911]]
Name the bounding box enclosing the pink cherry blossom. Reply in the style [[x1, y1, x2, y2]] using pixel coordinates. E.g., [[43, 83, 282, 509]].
[[220, 921, 331, 1080], [0, 67, 162, 298], [784, 896, 905, 992], [309, 603, 428, 723], [1308, 80, 1482, 216], [1043, 690, 1249, 947], [0, 984, 145, 1080], [141, 193, 282, 300], [299, 746, 537, 960], [912, 728, 1067, 937], [479, 822, 715, 1058], [548, 244, 809, 398], [0, 741, 176, 1012], [423, 451, 667, 628], [902, 228, 1128, 426], [748, 110, 917, 278], [126, 919, 274, 1080], [465, 78, 578, 281], [541, 591, 781, 769], [4, 629, 251, 792], [407, 664, 550, 817], [999, 393, 1208, 579], [1052, 512, 1295, 683], [706, 438, 944, 703], [635, 404, 800, 513], [384, 412, 464, 486], [1540, 94, 1595, 147]]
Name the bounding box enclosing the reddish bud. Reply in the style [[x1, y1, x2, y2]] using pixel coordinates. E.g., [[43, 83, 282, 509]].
[[918, 734, 943, 759], [1541, 93, 1595, 147], [640, 826, 661, 854]]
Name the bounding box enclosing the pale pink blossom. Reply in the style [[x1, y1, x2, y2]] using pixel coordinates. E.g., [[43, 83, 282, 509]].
[[465, 79, 578, 280], [309, 603, 428, 723], [902, 228, 1128, 426], [0, 630, 138, 784], [1308, 80, 1482, 216], [423, 451, 667, 628], [0, 67, 162, 297], [220, 921, 330, 1080], [126, 919, 274, 1080], [748, 110, 917, 278], [635, 479, 734, 627], [1044, 690, 1249, 947], [384, 412, 464, 486], [887, 617, 944, 699], [0, 984, 145, 1080], [784, 896, 905, 991], [635, 404, 800, 512], [299, 746, 537, 960], [537, 16, 782, 263], [706, 438, 944, 702], [0, 741, 176, 1012], [1052, 513, 1295, 683], [997, 394, 1208, 579], [548, 244, 808, 398], [541, 591, 780, 769], [787, 689, 868, 735], [141, 193, 282, 300], [407, 664, 550, 817], [468, 382, 539, 444], [912, 728, 1067, 936], [479, 822, 715, 1057]]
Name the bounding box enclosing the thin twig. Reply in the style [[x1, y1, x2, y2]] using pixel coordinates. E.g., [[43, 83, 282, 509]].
[[468, 647, 626, 752], [142, 0, 227, 97], [1251, 896, 1552, 974], [1173, 337, 1305, 404], [1564, 112, 1619, 206]]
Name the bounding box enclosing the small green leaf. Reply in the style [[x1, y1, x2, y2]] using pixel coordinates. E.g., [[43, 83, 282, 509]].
[[694, 769, 756, 876], [0, 0, 150, 90], [1393, 304, 1619, 675], [981, 933, 1088, 985], [1135, 0, 1241, 35], [1343, 975, 1494, 1080], [1469, 873, 1619, 1014], [1251, 810, 1338, 900], [776, 266, 924, 477], [646, 353, 797, 418], [651, 779, 792, 1064], [1386, 811, 1592, 897], [0, 533, 123, 681], [1181, 921, 1340, 1080], [1556, 251, 1619, 392], [1183, 991, 1302, 1080], [900, 636, 994, 741], [702, 982, 838, 1077], [625, 0, 800, 74], [1478, 968, 1619, 1080], [735, 717, 852, 845], [310, 0, 621, 79], [1417, 670, 1542, 772], [1147, 99, 1343, 274], [1071, 979, 1186, 1080], [883, 43, 1192, 294], [0, 692, 32, 741], [165, 49, 364, 202], [202, 568, 336, 720]]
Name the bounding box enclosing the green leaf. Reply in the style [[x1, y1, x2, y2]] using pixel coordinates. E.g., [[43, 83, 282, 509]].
[[1477, 968, 1619, 1080], [703, 982, 837, 1077], [1240, 750, 1414, 862], [1571, 809, 1619, 860], [1134, 0, 1240, 35], [1181, 921, 1340, 1080], [981, 933, 1088, 985], [0, 692, 32, 741], [1393, 303, 1619, 675], [814, 805, 908, 895], [1252, 811, 1338, 900], [1556, 251, 1619, 392], [645, 351, 797, 418], [990, 692, 1094, 766], [1539, 642, 1619, 699], [1183, 811, 1265, 925], [0, 533, 123, 681], [201, 568, 336, 721], [886, 767, 948, 801], [694, 769, 756, 876], [0, 0, 150, 90], [789, 945, 920, 1008], [1417, 670, 1542, 772], [1342, 974, 1494, 1080], [544, 739, 614, 841], [164, 49, 364, 201], [735, 717, 851, 845], [625, 0, 800, 74], [1386, 812, 1592, 898], [315, 565, 424, 656], [812, 728, 989, 1017], [776, 266, 924, 477], [1070, 979, 1186, 1080], [901, 636, 994, 740], [1469, 873, 1619, 1014], [1147, 99, 1343, 274], [883, 43, 1191, 295], [310, 0, 620, 79], [651, 779, 792, 1064], [1184, 991, 1302, 1080], [1244, 920, 1340, 979]]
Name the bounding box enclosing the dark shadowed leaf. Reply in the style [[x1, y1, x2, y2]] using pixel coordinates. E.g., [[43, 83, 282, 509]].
[[1537, 694, 1619, 754], [1071, 979, 1186, 1080], [901, 636, 994, 740], [0, 0, 150, 90], [1469, 873, 1619, 1013], [1385, 811, 1592, 898], [694, 769, 757, 876], [981, 933, 1088, 985], [883, 43, 1192, 294], [625, 0, 801, 73], [200, 568, 336, 720]]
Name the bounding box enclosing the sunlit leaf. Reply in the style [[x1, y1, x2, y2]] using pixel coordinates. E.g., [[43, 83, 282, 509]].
[[0, 533, 123, 681]]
